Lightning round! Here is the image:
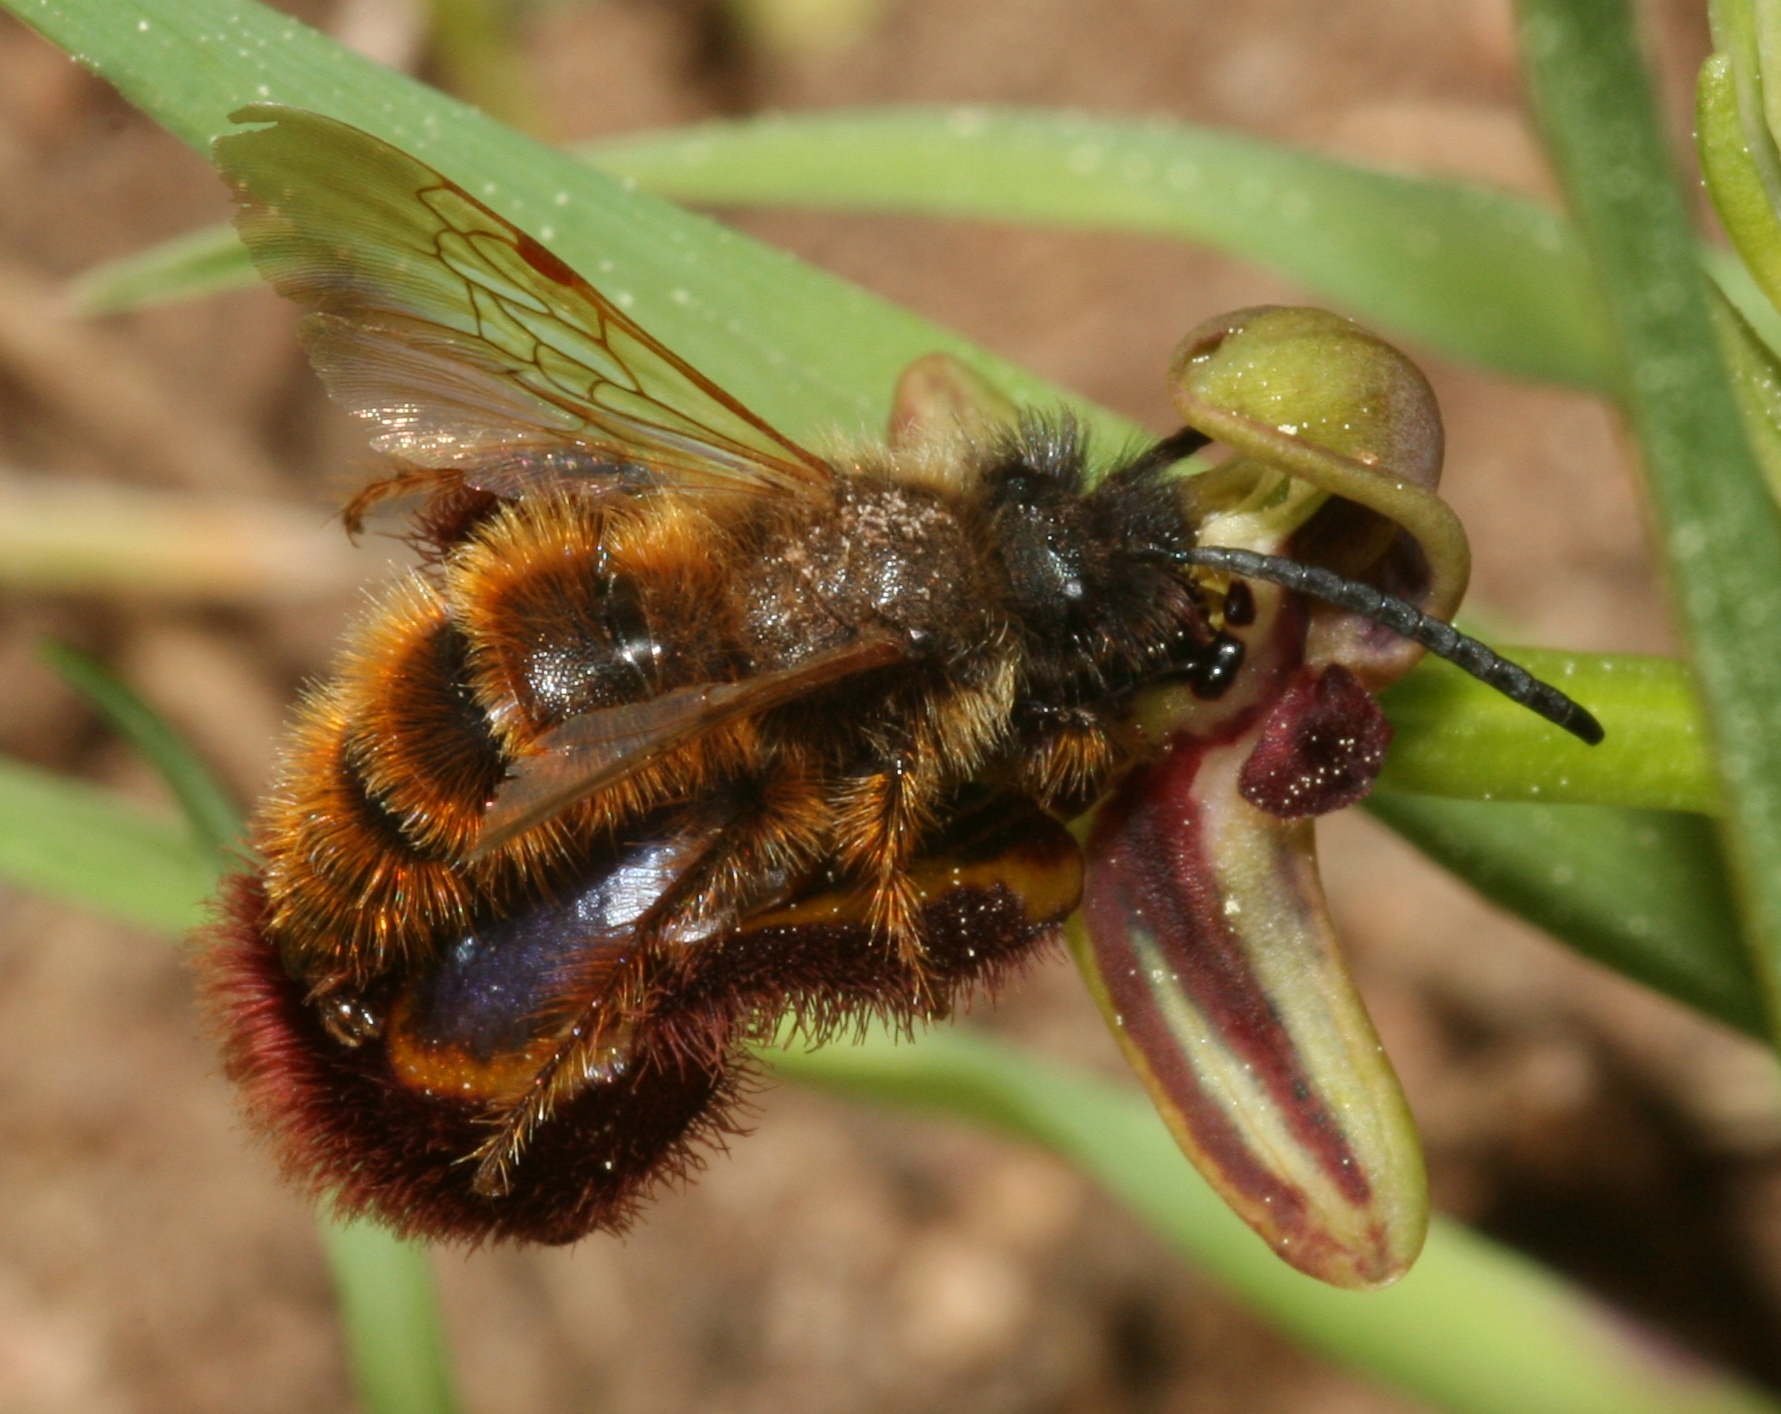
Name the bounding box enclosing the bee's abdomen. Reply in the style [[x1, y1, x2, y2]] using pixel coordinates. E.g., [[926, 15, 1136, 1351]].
[[255, 494, 763, 985], [447, 495, 743, 749], [255, 576, 506, 978], [341, 581, 508, 859]]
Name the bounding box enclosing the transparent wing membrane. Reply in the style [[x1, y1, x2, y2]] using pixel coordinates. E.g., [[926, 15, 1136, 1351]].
[[217, 106, 834, 501], [472, 636, 906, 856]]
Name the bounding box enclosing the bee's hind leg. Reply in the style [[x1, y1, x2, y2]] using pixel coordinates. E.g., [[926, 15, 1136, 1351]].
[[647, 759, 834, 947]]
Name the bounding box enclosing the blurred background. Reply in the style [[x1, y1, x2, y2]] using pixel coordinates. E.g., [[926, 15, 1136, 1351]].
[[1, 0, 1779, 1409]]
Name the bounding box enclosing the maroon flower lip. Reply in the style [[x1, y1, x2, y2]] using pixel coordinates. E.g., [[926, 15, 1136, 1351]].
[[1061, 306, 1466, 1288], [1238, 664, 1394, 818], [1078, 658, 1414, 1286]]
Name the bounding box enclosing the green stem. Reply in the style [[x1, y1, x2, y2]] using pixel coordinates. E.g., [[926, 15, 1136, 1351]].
[[1516, 0, 1781, 1045], [321, 1220, 462, 1414]]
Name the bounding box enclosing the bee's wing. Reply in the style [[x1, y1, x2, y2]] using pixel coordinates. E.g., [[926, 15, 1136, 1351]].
[[215, 105, 832, 501], [471, 635, 906, 857]]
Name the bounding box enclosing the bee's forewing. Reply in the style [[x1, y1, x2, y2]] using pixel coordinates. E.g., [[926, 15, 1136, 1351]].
[[473, 634, 906, 856], [215, 105, 832, 498], [1074, 725, 1428, 1290]]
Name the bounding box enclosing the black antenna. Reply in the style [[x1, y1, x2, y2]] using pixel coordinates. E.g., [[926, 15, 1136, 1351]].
[[1174, 545, 1605, 745]]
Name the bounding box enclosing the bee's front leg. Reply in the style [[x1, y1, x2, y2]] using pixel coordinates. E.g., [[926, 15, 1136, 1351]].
[[1011, 704, 1125, 817]]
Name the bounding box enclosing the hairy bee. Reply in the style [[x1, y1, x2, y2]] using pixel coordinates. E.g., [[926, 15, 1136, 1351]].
[[203, 107, 1599, 1252]]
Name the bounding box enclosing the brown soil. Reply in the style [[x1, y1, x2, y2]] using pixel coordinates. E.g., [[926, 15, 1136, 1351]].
[[2, 1, 1778, 1411]]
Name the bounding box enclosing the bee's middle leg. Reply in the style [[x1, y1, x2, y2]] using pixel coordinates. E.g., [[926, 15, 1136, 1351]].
[[830, 745, 941, 965]]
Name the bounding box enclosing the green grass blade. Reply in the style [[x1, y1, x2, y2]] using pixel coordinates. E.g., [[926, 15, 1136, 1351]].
[[67, 221, 261, 314], [1708, 280, 1781, 500], [1697, 22, 1781, 314], [0, 755, 214, 931], [69, 106, 1618, 391], [1368, 796, 1763, 1038], [38, 639, 241, 862], [10, 651, 459, 1414], [588, 108, 1616, 388], [321, 1220, 463, 1414], [9, 0, 1133, 450], [1377, 650, 1716, 813], [1517, 0, 1781, 1043], [772, 1029, 1779, 1414], [1708, 243, 1781, 359]]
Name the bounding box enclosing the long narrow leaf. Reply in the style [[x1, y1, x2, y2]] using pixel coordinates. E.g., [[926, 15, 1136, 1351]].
[[1517, 0, 1781, 1041], [70, 222, 260, 314], [1375, 650, 1715, 813], [1708, 281, 1781, 500], [773, 1029, 1778, 1414], [322, 1220, 464, 1414], [71, 108, 1617, 391], [1368, 796, 1763, 1038], [589, 109, 1615, 389], [39, 639, 241, 861], [1700, 0, 1781, 314], [0, 755, 212, 931]]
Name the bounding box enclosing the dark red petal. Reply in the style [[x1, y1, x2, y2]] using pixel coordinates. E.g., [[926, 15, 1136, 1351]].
[[1078, 726, 1426, 1289]]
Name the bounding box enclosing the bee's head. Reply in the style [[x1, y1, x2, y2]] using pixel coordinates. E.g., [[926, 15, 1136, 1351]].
[[979, 416, 1107, 627]]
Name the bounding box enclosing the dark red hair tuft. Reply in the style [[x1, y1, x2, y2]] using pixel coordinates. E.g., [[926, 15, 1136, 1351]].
[[199, 874, 740, 1244]]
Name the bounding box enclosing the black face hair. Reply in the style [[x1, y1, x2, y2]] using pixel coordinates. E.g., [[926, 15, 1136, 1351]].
[[1116, 425, 1213, 482], [1172, 544, 1605, 745]]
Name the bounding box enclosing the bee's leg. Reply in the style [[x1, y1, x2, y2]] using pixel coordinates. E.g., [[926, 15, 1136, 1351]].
[[831, 745, 939, 966], [828, 662, 1021, 966], [646, 760, 832, 943], [1014, 706, 1125, 817], [468, 967, 648, 1198]]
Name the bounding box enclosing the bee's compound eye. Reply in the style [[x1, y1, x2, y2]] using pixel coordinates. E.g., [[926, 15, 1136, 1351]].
[[1191, 634, 1246, 699]]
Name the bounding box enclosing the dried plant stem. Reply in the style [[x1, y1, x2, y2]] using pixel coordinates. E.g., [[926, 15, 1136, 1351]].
[[0, 252, 282, 493], [0, 469, 377, 601]]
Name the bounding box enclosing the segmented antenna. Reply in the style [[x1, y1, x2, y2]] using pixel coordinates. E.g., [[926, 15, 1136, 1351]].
[[1175, 545, 1605, 745]]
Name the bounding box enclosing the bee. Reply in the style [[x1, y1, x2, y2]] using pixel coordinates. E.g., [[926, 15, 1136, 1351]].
[[203, 107, 1600, 1249]]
